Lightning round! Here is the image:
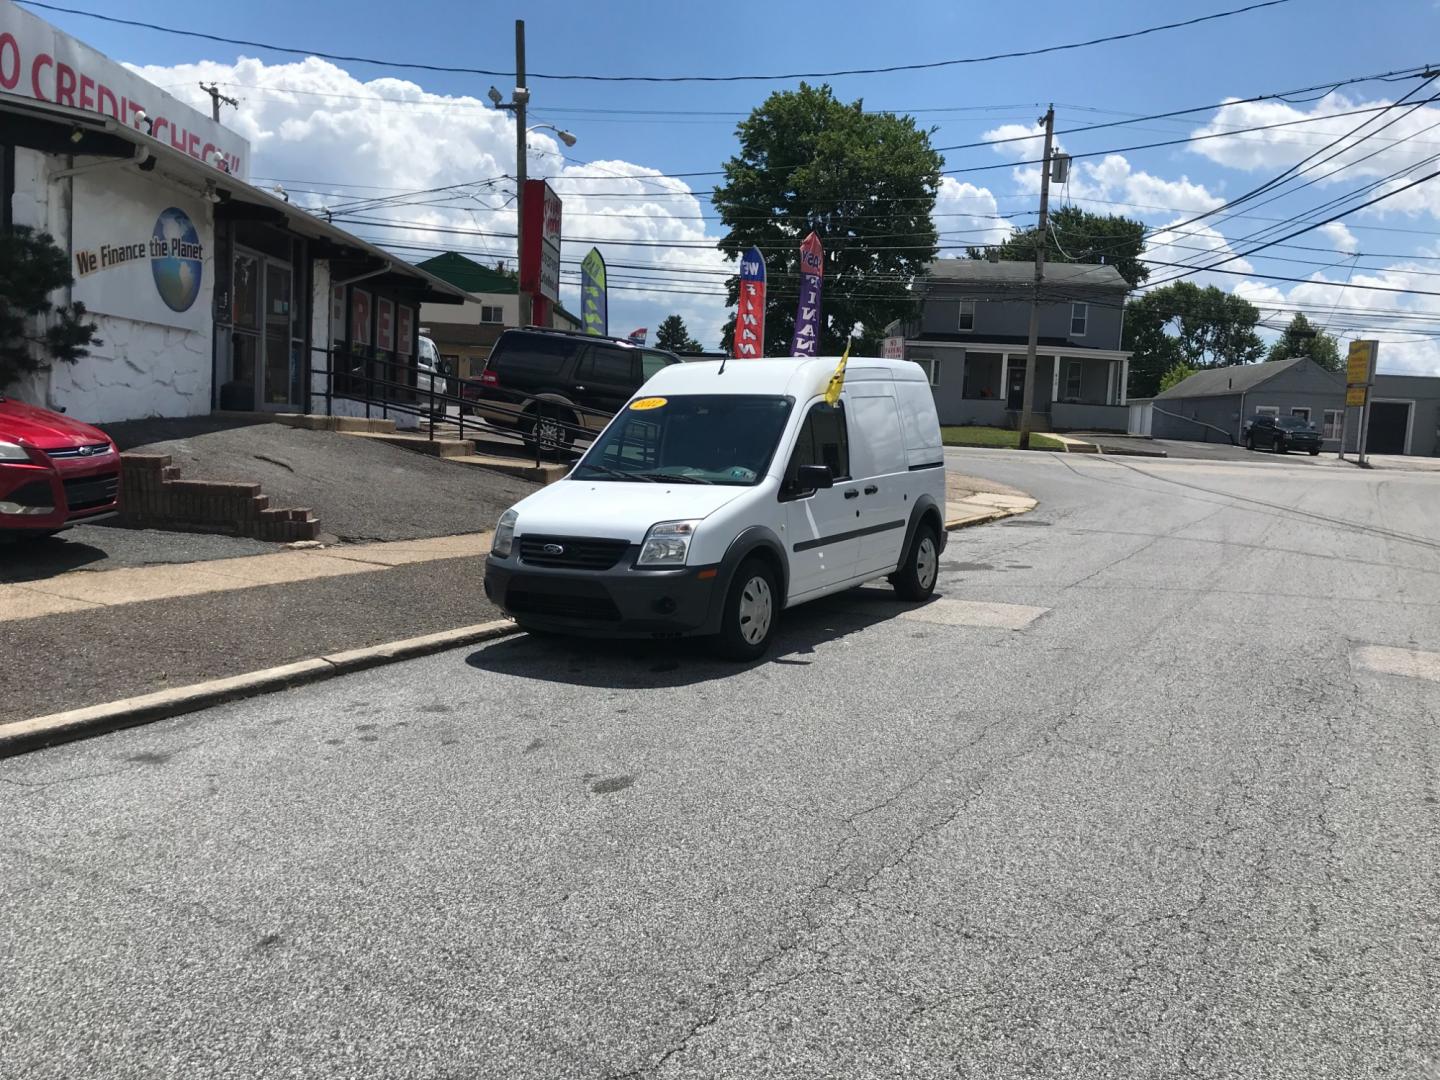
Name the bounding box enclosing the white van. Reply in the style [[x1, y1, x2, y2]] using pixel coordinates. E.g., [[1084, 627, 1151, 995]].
[[482, 356, 948, 659]]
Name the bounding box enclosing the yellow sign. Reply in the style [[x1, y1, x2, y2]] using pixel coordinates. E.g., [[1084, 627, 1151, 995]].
[[1346, 385, 1368, 407], [1346, 339, 1376, 387], [629, 396, 667, 411]]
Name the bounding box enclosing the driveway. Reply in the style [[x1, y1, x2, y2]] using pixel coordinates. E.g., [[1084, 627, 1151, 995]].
[[4, 449, 1440, 1079]]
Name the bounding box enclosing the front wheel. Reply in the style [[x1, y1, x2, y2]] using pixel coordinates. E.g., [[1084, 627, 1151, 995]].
[[1273, 439, 1287, 454], [715, 558, 778, 661], [1309, 448, 1320, 456], [1246, 436, 1256, 451], [893, 523, 940, 601]]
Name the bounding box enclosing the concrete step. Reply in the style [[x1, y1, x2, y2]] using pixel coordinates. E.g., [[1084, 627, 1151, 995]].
[[343, 431, 474, 458], [447, 454, 569, 485], [212, 411, 399, 435]]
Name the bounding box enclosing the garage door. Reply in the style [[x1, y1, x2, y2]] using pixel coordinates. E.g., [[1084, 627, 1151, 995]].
[[1366, 401, 1411, 455]]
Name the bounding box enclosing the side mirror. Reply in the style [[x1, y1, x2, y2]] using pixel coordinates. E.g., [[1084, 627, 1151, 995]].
[[796, 464, 834, 491]]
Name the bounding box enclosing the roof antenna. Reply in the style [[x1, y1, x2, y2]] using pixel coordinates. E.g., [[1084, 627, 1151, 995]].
[[718, 348, 730, 375]]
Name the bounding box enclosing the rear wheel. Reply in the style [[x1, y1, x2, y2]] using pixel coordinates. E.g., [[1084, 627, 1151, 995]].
[[1309, 448, 1320, 456], [715, 558, 778, 661], [1246, 436, 1256, 451], [524, 405, 574, 456], [893, 522, 940, 601], [1274, 438, 1287, 454]]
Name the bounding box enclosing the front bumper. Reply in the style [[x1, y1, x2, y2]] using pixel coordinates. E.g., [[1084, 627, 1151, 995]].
[[0, 457, 121, 532], [484, 549, 724, 637]]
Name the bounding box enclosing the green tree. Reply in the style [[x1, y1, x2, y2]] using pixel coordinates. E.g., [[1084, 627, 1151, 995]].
[[655, 314, 702, 353], [0, 227, 99, 390], [1265, 312, 1341, 371], [1159, 361, 1198, 392], [714, 83, 943, 355], [1124, 282, 1265, 398], [967, 206, 1149, 290]]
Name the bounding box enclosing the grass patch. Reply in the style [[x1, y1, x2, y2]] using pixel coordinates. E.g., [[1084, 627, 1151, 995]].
[[942, 426, 1064, 451]]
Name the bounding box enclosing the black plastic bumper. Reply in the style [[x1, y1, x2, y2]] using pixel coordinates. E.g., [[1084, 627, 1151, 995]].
[[484, 553, 724, 637]]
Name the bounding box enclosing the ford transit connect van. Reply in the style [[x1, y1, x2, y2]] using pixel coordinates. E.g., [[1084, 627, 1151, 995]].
[[483, 356, 947, 659]]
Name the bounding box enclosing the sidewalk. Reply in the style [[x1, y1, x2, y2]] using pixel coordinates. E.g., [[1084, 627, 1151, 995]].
[[1, 472, 1033, 728]]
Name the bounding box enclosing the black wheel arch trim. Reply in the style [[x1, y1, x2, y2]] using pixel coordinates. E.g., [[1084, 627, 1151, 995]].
[[710, 526, 789, 634], [899, 493, 946, 570]]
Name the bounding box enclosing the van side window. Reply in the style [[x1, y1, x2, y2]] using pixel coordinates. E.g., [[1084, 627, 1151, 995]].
[[579, 345, 637, 386], [786, 401, 850, 488]]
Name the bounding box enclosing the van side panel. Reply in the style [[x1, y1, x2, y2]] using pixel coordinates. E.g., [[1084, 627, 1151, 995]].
[[895, 380, 944, 467], [845, 385, 915, 576], [847, 392, 907, 478]]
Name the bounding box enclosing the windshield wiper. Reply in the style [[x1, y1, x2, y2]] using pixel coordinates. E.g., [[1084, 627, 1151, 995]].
[[645, 471, 715, 485], [576, 462, 654, 482]]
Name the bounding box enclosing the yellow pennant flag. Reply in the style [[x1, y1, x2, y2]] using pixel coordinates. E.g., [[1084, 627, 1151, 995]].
[[823, 342, 850, 405]]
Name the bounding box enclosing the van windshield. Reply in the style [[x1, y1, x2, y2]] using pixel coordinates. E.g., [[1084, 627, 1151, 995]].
[[575, 395, 794, 486]]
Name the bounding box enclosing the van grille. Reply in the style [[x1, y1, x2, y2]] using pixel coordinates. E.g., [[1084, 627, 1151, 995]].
[[518, 535, 630, 570]]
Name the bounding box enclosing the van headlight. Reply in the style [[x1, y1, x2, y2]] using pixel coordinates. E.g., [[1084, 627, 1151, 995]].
[[492, 509, 518, 558], [637, 520, 699, 567]]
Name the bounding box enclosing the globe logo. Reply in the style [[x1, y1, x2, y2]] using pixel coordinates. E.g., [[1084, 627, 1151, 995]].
[[151, 207, 203, 313]]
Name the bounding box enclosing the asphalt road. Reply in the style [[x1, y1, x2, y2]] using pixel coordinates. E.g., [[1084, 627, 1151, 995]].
[[4, 449, 1440, 1079]]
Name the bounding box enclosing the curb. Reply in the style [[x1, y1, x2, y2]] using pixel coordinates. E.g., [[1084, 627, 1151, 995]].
[[0, 620, 520, 758], [945, 508, 1025, 531]]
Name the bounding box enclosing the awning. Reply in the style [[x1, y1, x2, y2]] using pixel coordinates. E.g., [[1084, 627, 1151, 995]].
[[0, 91, 467, 305]]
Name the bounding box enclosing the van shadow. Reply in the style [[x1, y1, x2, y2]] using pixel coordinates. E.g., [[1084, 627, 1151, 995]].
[[465, 585, 930, 689]]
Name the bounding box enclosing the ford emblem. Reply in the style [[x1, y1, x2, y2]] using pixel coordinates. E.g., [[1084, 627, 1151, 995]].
[[78, 445, 94, 456], [543, 543, 565, 556]]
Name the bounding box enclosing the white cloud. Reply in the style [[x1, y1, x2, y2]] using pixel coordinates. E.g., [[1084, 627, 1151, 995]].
[[1141, 219, 1253, 290], [1316, 221, 1360, 254], [1187, 92, 1440, 198], [981, 122, 1057, 162], [123, 55, 733, 347], [933, 178, 1012, 253]]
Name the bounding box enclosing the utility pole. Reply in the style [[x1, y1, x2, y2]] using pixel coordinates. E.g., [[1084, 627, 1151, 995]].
[[199, 82, 238, 122], [1018, 104, 1055, 451], [513, 20, 532, 328]]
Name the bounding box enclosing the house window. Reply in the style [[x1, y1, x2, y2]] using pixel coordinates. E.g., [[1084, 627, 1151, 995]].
[[1070, 302, 1088, 337], [1290, 407, 1311, 423], [914, 355, 942, 387], [1065, 360, 1083, 400], [1255, 405, 1279, 417], [958, 300, 975, 332], [480, 304, 504, 324], [1323, 409, 1343, 440]]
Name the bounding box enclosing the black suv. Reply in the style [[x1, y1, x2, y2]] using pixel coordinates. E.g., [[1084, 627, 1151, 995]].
[[461, 328, 682, 448], [1245, 414, 1323, 455]]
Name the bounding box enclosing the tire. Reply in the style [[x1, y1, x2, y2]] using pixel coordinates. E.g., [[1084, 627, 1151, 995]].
[[893, 522, 941, 602], [1246, 436, 1256, 451], [1274, 439, 1286, 454], [523, 405, 574, 456], [715, 558, 778, 661], [1309, 448, 1320, 456]]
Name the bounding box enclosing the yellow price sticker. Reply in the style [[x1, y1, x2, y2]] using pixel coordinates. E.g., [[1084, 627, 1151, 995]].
[[630, 397, 668, 411]]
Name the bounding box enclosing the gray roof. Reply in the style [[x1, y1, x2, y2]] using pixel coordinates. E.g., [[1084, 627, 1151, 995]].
[[925, 259, 1129, 291], [1154, 357, 1308, 400]]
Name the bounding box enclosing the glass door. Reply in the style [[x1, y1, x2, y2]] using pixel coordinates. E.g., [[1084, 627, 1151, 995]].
[[229, 249, 261, 409], [262, 261, 295, 407]]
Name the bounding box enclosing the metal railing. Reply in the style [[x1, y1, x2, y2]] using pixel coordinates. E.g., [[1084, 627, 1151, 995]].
[[309, 346, 613, 467]]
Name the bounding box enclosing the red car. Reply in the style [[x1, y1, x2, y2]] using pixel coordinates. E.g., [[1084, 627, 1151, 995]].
[[0, 395, 121, 540]]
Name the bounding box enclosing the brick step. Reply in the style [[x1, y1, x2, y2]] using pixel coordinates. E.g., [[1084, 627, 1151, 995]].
[[118, 453, 321, 542]]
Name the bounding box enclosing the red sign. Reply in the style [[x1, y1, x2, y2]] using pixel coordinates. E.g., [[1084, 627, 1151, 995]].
[[732, 246, 767, 359], [377, 298, 394, 352], [351, 288, 372, 347], [397, 306, 414, 355], [520, 179, 562, 304]]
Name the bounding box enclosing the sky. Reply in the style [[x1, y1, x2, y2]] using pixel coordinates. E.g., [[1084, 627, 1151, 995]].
[[25, 0, 1440, 373]]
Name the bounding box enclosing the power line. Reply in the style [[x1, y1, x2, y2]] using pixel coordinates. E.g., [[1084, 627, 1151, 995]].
[[19, 0, 1296, 83]]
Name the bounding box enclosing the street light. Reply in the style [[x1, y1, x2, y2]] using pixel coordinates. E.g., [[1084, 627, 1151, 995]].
[[528, 122, 577, 148]]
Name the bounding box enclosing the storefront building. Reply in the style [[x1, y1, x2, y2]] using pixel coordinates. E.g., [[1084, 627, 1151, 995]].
[[1, 2, 464, 425]]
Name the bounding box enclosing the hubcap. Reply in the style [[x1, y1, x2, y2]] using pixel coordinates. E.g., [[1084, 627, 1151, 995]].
[[737, 575, 773, 645], [916, 536, 938, 590], [536, 417, 562, 447]]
